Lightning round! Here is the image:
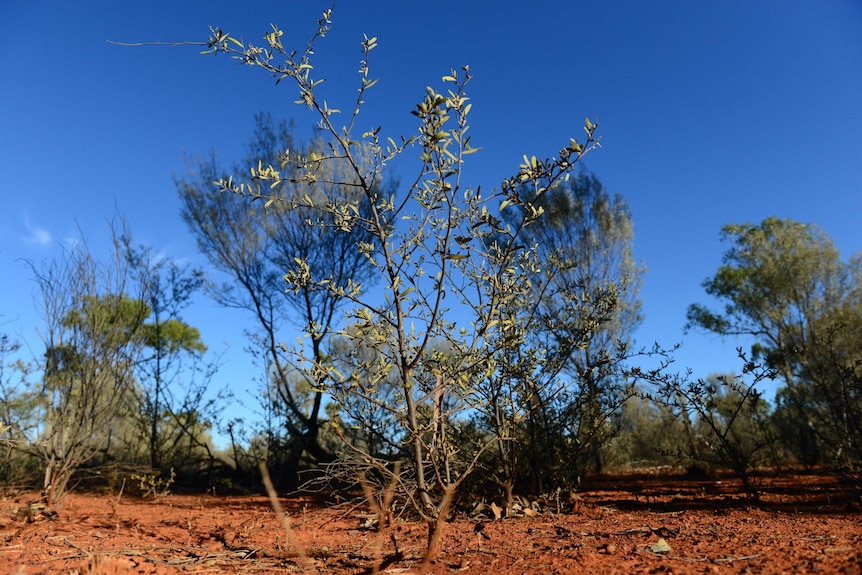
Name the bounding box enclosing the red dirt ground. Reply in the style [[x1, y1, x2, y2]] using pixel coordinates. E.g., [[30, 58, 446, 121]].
[[1, 471, 859, 574]]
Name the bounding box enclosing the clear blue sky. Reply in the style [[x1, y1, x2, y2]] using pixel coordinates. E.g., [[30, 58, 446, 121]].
[[2, 1, 861, 433]]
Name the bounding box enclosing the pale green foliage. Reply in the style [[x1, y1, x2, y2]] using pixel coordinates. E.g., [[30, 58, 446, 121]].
[[178, 113, 383, 472], [687, 217, 862, 466], [27, 220, 149, 505], [130, 467, 175, 500], [197, 10, 599, 539], [325, 324, 405, 459], [0, 334, 41, 486], [602, 393, 689, 471], [473, 172, 644, 499]]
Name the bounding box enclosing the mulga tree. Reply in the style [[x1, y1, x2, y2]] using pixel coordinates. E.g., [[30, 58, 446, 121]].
[[646, 355, 777, 498], [525, 172, 643, 478], [178, 112, 382, 476], [191, 11, 598, 558], [28, 224, 149, 505], [687, 217, 862, 467], [479, 171, 643, 500], [124, 241, 220, 474]]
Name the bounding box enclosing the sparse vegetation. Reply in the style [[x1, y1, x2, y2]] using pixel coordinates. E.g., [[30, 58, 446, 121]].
[[0, 10, 859, 575], [130, 467, 175, 500]]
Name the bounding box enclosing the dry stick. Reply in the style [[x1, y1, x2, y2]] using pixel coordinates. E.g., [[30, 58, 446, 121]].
[[258, 461, 309, 565], [359, 478, 385, 575], [116, 477, 126, 505], [712, 553, 764, 563], [660, 553, 765, 564], [359, 463, 402, 575], [62, 537, 89, 555]]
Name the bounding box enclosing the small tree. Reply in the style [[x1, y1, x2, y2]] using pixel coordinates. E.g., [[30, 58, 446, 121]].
[[178, 113, 384, 476], [124, 240, 223, 474], [27, 222, 148, 505], [188, 11, 598, 558], [687, 217, 862, 467], [529, 172, 644, 476], [647, 350, 776, 498], [473, 171, 642, 503]]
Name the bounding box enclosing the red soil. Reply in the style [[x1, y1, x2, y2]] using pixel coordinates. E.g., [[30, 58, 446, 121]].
[[1, 471, 859, 574]]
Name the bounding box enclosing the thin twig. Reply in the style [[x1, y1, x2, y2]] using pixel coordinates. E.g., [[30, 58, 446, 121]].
[[359, 463, 403, 574], [106, 40, 203, 48], [659, 553, 764, 564], [258, 461, 308, 564], [62, 537, 89, 554], [712, 553, 764, 563]]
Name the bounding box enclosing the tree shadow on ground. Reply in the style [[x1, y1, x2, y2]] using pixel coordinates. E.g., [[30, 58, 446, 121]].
[[577, 469, 861, 515]]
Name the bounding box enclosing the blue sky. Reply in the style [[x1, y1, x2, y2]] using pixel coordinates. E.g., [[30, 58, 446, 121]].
[[2, 1, 861, 433]]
